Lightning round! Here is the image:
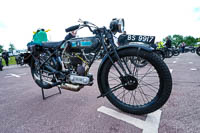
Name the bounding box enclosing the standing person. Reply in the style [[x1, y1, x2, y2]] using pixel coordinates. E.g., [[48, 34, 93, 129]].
[[165, 36, 172, 49], [2, 50, 9, 66], [164, 37, 172, 57], [181, 42, 186, 53]]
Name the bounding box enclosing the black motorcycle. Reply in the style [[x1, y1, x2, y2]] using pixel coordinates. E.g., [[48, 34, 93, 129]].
[[15, 53, 25, 66], [196, 47, 200, 56], [159, 47, 180, 58], [25, 19, 172, 115]]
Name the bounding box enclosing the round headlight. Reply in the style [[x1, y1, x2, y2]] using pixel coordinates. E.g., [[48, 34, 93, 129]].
[[110, 18, 125, 33], [118, 18, 125, 33]]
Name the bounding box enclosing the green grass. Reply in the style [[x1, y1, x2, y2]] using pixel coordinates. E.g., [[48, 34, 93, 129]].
[[2, 56, 16, 66]]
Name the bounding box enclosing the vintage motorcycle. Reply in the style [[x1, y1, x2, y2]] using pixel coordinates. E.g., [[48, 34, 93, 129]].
[[16, 53, 25, 66], [196, 46, 200, 56], [25, 19, 172, 115]]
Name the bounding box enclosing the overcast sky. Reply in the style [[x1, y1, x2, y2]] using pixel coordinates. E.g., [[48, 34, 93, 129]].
[[0, 0, 200, 50]]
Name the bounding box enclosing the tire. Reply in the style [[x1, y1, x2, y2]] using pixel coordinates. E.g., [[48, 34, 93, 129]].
[[196, 47, 200, 56], [20, 58, 24, 66], [30, 55, 53, 89], [191, 49, 195, 53], [165, 50, 173, 58], [99, 48, 172, 115], [154, 50, 165, 60], [173, 50, 180, 56], [131, 57, 148, 67]]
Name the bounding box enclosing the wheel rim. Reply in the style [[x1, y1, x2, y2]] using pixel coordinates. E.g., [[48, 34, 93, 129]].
[[107, 55, 160, 107], [32, 55, 55, 85]]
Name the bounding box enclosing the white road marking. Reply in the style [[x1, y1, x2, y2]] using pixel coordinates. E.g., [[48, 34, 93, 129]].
[[4, 73, 27, 78], [10, 73, 20, 78], [189, 62, 193, 64], [18, 73, 27, 76], [190, 68, 197, 71], [173, 61, 176, 64], [170, 69, 173, 74], [97, 106, 162, 133]]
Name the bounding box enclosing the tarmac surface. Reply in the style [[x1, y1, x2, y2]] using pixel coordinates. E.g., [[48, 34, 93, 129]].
[[0, 52, 200, 133]]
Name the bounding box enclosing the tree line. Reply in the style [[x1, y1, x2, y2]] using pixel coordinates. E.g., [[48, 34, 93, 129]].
[[0, 44, 15, 53], [163, 34, 200, 47]]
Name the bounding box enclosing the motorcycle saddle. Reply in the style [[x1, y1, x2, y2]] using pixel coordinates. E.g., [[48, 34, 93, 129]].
[[42, 41, 63, 48]]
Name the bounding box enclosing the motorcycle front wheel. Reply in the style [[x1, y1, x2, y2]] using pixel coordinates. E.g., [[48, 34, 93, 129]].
[[173, 49, 180, 56], [165, 49, 173, 58], [99, 48, 172, 115]]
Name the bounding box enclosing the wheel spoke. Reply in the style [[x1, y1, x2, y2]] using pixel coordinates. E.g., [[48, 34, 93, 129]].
[[138, 85, 154, 101], [137, 88, 147, 104], [138, 66, 154, 82], [139, 80, 159, 91], [106, 54, 162, 108]]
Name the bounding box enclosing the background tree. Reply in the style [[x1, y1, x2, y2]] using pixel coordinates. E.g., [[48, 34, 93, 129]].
[[0, 45, 3, 53], [183, 36, 197, 46], [162, 35, 198, 47], [172, 34, 184, 47], [8, 43, 15, 53]]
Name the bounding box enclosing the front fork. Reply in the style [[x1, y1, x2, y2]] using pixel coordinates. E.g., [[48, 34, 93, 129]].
[[102, 32, 132, 77]]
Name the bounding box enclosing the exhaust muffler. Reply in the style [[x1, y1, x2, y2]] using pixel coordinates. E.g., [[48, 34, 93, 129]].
[[59, 83, 83, 92]]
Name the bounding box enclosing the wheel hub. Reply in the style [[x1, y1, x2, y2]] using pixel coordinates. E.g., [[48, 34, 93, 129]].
[[120, 75, 138, 91]]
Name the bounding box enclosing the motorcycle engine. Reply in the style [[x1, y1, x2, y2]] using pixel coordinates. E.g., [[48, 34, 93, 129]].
[[62, 54, 85, 75], [61, 44, 93, 86]]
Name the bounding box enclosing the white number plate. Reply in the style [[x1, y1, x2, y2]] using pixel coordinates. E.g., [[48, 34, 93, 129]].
[[127, 34, 155, 44]]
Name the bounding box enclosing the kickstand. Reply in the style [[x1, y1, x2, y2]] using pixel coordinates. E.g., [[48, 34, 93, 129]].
[[41, 87, 62, 100]]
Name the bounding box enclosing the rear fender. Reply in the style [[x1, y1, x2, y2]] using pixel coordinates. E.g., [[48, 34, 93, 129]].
[[23, 53, 32, 66]]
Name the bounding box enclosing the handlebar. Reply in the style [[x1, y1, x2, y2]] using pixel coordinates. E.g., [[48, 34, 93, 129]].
[[78, 19, 98, 33]]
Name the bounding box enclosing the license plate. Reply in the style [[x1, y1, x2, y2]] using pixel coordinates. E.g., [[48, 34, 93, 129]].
[[118, 34, 156, 44]]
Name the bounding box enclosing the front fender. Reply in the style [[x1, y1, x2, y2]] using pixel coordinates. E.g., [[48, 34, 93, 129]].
[[97, 44, 153, 96]]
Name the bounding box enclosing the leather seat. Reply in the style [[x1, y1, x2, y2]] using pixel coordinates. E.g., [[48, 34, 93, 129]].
[[42, 41, 63, 48]]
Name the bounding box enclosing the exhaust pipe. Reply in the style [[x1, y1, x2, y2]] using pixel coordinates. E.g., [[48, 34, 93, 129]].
[[59, 83, 83, 92], [34, 73, 83, 91]]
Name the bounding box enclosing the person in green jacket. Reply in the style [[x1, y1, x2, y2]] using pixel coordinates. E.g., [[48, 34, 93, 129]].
[[157, 41, 164, 49]]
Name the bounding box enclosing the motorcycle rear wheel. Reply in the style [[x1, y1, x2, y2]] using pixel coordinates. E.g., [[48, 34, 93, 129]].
[[30, 54, 55, 89], [99, 48, 172, 115]]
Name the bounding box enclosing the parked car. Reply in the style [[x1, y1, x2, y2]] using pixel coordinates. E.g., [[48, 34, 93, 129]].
[[184, 46, 196, 53]]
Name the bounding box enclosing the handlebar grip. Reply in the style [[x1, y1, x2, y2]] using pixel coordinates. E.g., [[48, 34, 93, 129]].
[[65, 25, 80, 32]]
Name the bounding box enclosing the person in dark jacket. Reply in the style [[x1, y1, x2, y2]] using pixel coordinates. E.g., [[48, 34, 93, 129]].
[[2, 50, 9, 66], [165, 37, 172, 48]]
